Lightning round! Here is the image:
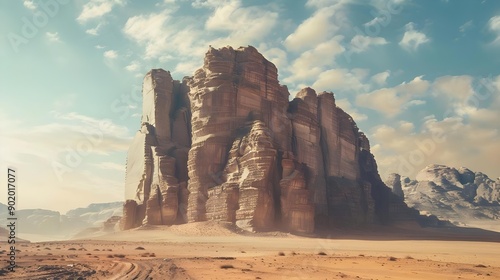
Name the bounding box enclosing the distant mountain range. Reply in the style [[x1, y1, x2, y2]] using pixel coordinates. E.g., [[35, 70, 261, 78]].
[[386, 164, 500, 230], [0, 202, 123, 239]]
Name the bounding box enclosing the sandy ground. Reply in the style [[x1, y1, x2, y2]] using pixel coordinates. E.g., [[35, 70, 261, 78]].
[[2, 221, 500, 279]]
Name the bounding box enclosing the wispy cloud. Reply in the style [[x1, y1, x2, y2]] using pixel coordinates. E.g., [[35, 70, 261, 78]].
[[350, 35, 388, 53], [85, 23, 103, 36], [371, 71, 390, 86], [104, 50, 118, 59], [77, 0, 124, 23], [23, 0, 36, 10], [284, 36, 345, 84], [125, 61, 140, 72], [459, 20, 473, 33], [488, 15, 500, 45], [46, 32, 61, 43], [399, 22, 430, 51], [284, 3, 348, 52], [336, 98, 368, 122], [357, 76, 430, 116]]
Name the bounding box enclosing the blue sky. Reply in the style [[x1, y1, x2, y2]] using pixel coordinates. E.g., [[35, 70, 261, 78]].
[[1, 0, 499, 212]]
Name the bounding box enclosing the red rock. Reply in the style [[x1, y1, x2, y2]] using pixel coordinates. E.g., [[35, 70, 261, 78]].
[[122, 46, 416, 233]]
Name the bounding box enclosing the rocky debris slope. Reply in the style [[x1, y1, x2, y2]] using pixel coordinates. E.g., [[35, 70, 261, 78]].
[[386, 164, 500, 229], [122, 46, 416, 234]]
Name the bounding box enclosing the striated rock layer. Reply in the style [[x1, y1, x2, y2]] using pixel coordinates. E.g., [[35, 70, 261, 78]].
[[122, 46, 416, 233]]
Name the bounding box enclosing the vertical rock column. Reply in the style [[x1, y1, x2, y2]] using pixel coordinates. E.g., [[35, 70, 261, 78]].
[[186, 47, 241, 222], [288, 88, 327, 220], [122, 69, 191, 229], [186, 46, 294, 225]]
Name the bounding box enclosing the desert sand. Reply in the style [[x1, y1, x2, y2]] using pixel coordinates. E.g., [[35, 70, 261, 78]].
[[2, 222, 500, 279]]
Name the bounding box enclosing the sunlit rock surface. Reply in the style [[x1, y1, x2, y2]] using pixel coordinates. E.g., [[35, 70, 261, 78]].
[[386, 164, 500, 229], [122, 46, 415, 233]]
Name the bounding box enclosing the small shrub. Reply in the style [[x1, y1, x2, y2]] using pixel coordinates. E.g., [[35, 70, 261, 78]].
[[220, 264, 234, 269]]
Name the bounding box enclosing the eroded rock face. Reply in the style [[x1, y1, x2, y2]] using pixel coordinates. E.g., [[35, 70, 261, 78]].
[[122, 69, 190, 230], [386, 173, 404, 198], [122, 46, 414, 233], [388, 164, 500, 228]]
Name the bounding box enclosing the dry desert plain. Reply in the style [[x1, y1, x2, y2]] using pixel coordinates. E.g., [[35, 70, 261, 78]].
[[2, 221, 500, 280]]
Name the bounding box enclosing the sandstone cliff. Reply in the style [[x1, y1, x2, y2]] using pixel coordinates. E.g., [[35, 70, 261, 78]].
[[122, 46, 415, 233]]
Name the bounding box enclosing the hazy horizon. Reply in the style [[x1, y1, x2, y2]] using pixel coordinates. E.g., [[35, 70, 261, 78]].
[[1, 0, 499, 212]]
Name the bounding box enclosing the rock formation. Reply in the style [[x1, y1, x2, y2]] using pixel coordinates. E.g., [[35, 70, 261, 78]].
[[385, 173, 404, 199], [386, 164, 500, 229], [122, 46, 416, 233]]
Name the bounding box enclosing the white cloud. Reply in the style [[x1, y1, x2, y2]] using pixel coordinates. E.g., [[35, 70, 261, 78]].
[[258, 45, 288, 73], [174, 60, 203, 75], [123, 11, 184, 59], [123, 1, 279, 72], [371, 71, 390, 86], [306, 0, 342, 8], [125, 61, 140, 72], [46, 32, 60, 42], [432, 75, 474, 100], [488, 15, 500, 45], [364, 16, 384, 27], [104, 50, 118, 59], [370, 114, 500, 180], [459, 20, 473, 33], [404, 99, 426, 108], [85, 23, 103, 36], [95, 45, 105, 49], [192, 0, 232, 8], [356, 75, 430, 116], [23, 0, 36, 10], [350, 35, 388, 53], [311, 68, 369, 93], [365, 74, 500, 179], [399, 22, 430, 51], [0, 112, 130, 211], [77, 0, 124, 23], [284, 2, 350, 52], [284, 36, 345, 84], [205, 0, 279, 47], [432, 75, 475, 116], [336, 98, 368, 122]]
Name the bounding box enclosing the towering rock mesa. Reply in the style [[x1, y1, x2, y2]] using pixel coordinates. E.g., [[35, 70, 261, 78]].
[[121, 46, 414, 233]]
